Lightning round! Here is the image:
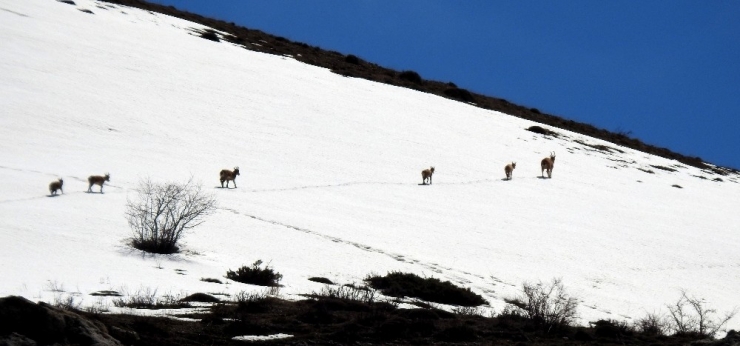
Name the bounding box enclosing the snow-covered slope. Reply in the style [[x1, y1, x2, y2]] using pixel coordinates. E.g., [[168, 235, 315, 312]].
[[1, 0, 738, 328]]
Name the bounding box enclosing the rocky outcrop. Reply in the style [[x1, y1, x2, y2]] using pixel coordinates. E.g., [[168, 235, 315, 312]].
[[0, 296, 122, 346]]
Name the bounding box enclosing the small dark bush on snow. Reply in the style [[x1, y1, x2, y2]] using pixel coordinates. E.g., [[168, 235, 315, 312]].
[[526, 125, 560, 137], [592, 319, 633, 338], [226, 260, 283, 287], [366, 271, 486, 307], [308, 277, 334, 284], [200, 30, 220, 42], [444, 88, 475, 103], [181, 293, 220, 303], [399, 70, 422, 84]]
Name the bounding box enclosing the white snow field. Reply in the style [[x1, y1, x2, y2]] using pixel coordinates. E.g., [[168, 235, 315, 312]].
[[1, 0, 739, 329]]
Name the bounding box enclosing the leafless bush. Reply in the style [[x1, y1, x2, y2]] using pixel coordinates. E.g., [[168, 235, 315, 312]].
[[126, 178, 216, 254], [312, 284, 377, 304], [234, 290, 267, 304], [452, 305, 484, 316], [633, 311, 669, 336], [507, 278, 578, 331], [53, 294, 81, 311], [112, 287, 190, 309], [666, 290, 737, 338], [84, 299, 111, 315]]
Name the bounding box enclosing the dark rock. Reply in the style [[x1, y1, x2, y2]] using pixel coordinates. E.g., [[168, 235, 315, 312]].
[[0, 333, 37, 346], [0, 296, 122, 346]]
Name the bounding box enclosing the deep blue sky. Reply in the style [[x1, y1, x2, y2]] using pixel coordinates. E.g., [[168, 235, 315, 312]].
[[150, 0, 740, 169]]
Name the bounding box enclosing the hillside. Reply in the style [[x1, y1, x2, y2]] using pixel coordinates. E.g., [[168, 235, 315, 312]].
[[1, 0, 739, 344], [103, 0, 739, 174]]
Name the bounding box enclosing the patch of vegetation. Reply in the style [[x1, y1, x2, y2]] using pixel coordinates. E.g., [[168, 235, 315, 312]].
[[666, 290, 738, 338], [506, 278, 578, 331], [199, 29, 220, 42], [126, 179, 216, 254], [527, 125, 560, 137], [232, 290, 277, 314], [344, 54, 360, 64], [399, 70, 422, 84], [57, 0, 75, 5], [180, 293, 219, 303], [6, 284, 731, 345], [89, 290, 121, 297], [366, 271, 486, 307], [638, 168, 655, 174], [226, 260, 283, 287], [308, 285, 377, 304], [633, 312, 669, 336], [78, 8, 94, 14], [650, 164, 678, 172], [672, 184, 683, 189], [200, 277, 222, 284], [444, 87, 475, 103], [574, 139, 624, 153], [592, 319, 634, 338], [112, 288, 190, 310], [308, 277, 334, 284]]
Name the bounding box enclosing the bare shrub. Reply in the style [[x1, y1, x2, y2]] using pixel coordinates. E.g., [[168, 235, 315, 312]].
[[53, 294, 81, 311], [126, 178, 216, 254], [633, 311, 669, 336], [506, 278, 578, 331], [666, 290, 738, 338], [311, 285, 377, 304], [112, 287, 190, 309], [234, 290, 268, 303], [452, 305, 484, 316]]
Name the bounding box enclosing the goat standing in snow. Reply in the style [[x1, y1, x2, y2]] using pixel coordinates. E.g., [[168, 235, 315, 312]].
[[421, 166, 435, 185], [541, 152, 556, 178], [504, 162, 516, 180], [88, 173, 110, 193], [220, 167, 240, 188], [49, 178, 63, 195]]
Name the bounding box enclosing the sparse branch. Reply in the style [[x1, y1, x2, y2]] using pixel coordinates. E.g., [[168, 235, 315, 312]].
[[666, 290, 738, 339], [126, 178, 216, 254]]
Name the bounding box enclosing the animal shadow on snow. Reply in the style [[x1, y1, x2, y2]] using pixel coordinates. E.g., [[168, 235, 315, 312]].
[[46, 194, 61, 198]]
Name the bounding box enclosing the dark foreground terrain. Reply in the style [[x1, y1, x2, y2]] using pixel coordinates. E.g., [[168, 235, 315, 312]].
[[2, 295, 736, 346]]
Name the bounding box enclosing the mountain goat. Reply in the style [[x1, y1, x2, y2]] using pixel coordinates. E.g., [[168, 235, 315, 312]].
[[87, 173, 110, 193], [220, 167, 240, 188], [49, 178, 63, 195], [504, 162, 516, 180], [541, 152, 556, 178], [421, 166, 435, 185]]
